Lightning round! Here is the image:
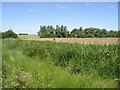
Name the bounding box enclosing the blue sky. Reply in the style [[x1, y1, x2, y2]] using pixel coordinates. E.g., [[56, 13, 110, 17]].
[[2, 2, 118, 34]]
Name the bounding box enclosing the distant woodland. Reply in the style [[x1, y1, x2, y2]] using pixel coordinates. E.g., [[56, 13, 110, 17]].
[[37, 25, 119, 38]]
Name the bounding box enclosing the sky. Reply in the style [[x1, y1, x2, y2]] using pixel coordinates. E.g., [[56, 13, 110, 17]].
[[2, 2, 118, 34], [1, 0, 119, 2]]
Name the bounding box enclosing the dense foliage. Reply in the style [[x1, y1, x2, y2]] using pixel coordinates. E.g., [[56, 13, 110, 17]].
[[2, 30, 18, 39], [22, 41, 119, 79], [37, 25, 119, 38], [3, 40, 119, 88], [3, 40, 118, 79], [37, 25, 69, 38]]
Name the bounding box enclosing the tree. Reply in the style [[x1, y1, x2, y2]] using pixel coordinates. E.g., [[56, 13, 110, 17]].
[[55, 25, 60, 37], [38, 25, 49, 38], [60, 25, 69, 38], [108, 30, 117, 37], [70, 28, 79, 37], [38, 25, 119, 38], [2, 29, 18, 39], [79, 27, 83, 32], [38, 25, 69, 38]]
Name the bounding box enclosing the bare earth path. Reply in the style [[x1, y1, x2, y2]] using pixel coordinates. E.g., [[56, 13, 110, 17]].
[[21, 38, 119, 45]]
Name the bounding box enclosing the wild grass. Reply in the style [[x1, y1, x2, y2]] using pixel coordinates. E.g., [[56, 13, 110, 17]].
[[18, 35, 39, 38], [2, 39, 119, 88]]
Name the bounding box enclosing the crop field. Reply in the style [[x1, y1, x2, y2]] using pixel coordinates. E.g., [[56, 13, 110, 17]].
[[22, 37, 119, 45], [2, 39, 119, 88]]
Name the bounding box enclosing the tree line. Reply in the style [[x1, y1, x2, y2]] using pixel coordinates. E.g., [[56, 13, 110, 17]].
[[37, 25, 119, 38], [18, 33, 28, 35], [1, 25, 119, 39]]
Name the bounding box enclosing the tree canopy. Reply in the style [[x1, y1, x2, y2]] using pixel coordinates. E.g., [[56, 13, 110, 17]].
[[2, 30, 18, 39], [38, 25, 119, 38], [37, 25, 69, 38]]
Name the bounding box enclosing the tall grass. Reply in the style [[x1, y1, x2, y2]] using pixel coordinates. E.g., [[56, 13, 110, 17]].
[[2, 39, 119, 88]]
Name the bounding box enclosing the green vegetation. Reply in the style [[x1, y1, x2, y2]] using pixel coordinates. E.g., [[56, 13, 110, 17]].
[[37, 25, 119, 38], [3, 39, 119, 88], [2, 30, 18, 39], [18, 33, 28, 35], [2, 26, 119, 39], [18, 35, 39, 38], [0, 32, 2, 39], [37, 25, 69, 38]]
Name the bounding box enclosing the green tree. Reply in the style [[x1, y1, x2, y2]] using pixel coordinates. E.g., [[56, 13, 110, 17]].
[[2, 30, 18, 39], [38, 25, 119, 38], [70, 28, 80, 37]]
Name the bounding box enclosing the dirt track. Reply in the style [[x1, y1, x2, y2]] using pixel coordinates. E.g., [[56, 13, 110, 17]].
[[21, 38, 119, 45]]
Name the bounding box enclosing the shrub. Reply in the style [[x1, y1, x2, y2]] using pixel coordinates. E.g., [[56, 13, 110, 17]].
[[2, 30, 18, 39]]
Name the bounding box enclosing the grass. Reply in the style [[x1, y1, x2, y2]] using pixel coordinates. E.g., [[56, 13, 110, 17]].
[[2, 39, 119, 88], [18, 35, 39, 38]]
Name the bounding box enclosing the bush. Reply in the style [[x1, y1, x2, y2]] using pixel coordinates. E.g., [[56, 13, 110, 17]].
[[2, 30, 18, 39]]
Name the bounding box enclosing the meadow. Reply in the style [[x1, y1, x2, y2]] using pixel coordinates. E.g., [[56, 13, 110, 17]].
[[18, 35, 39, 38], [2, 39, 119, 88]]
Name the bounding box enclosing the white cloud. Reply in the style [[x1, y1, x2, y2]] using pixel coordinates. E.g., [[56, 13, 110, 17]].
[[60, 5, 67, 8], [85, 2, 91, 6], [107, 5, 115, 8], [56, 4, 68, 9], [26, 9, 37, 12]]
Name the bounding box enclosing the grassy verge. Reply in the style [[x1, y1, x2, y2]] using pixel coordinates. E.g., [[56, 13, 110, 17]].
[[2, 39, 118, 88]]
